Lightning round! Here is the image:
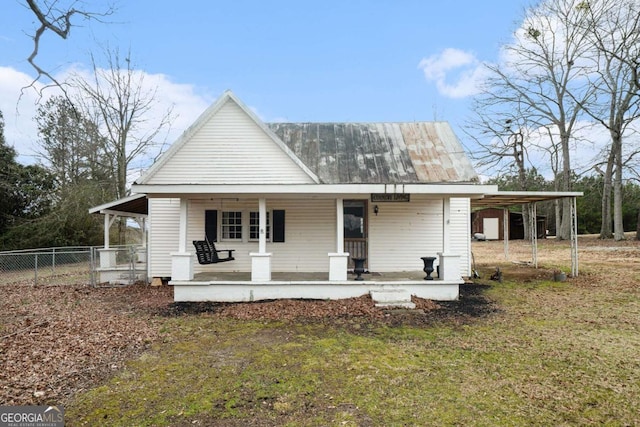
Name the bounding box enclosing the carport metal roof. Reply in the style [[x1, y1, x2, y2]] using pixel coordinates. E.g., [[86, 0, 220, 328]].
[[471, 191, 583, 277], [471, 191, 583, 209]]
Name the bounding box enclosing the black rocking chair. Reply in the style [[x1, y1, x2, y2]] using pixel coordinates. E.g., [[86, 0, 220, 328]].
[[192, 239, 235, 264]]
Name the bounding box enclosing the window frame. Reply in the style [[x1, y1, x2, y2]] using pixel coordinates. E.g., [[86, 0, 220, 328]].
[[220, 210, 243, 241], [249, 211, 271, 241]]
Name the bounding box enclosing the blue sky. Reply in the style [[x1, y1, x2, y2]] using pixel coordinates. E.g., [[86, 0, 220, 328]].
[[1, 0, 532, 165]]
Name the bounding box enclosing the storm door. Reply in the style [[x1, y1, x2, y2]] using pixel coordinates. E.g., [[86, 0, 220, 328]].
[[344, 200, 368, 268]]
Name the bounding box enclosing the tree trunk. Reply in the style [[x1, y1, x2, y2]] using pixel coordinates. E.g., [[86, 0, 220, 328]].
[[636, 209, 640, 241], [599, 151, 614, 238], [613, 138, 625, 240], [558, 133, 572, 240]]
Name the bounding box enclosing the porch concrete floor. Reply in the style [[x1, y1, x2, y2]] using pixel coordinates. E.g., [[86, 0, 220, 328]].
[[192, 270, 433, 282]]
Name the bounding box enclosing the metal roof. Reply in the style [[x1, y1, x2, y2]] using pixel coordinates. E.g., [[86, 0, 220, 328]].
[[471, 191, 583, 209], [268, 122, 478, 184]]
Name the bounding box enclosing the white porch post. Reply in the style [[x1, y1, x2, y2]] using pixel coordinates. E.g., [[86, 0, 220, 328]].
[[251, 198, 272, 281], [438, 197, 460, 281], [171, 198, 193, 280], [329, 198, 349, 280], [99, 213, 118, 268], [104, 214, 110, 249]]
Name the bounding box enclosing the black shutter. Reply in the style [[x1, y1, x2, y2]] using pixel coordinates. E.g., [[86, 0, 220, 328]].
[[273, 210, 285, 242], [205, 210, 218, 242]]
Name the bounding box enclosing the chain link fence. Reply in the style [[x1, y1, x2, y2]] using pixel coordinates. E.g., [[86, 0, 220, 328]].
[[0, 245, 147, 287]]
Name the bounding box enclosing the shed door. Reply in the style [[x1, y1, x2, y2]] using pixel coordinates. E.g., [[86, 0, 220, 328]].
[[344, 200, 368, 268], [483, 217, 499, 240]]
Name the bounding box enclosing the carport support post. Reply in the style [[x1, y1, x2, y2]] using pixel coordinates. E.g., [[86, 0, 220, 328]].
[[571, 196, 579, 277], [529, 203, 538, 268], [329, 198, 349, 281], [171, 198, 193, 280], [250, 198, 272, 281], [503, 207, 509, 260]]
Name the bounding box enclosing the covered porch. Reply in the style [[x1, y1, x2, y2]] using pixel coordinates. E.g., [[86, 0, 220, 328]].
[[171, 270, 464, 304], [133, 183, 495, 302]]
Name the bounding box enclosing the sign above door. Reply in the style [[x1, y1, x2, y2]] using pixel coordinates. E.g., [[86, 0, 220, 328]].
[[370, 193, 410, 202]]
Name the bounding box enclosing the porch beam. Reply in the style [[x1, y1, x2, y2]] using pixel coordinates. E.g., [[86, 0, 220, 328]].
[[133, 183, 499, 197]]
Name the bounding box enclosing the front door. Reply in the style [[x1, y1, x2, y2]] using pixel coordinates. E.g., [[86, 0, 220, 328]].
[[344, 200, 368, 268]]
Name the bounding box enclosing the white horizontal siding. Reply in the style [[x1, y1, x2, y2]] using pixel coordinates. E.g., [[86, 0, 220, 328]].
[[189, 198, 335, 273], [147, 100, 314, 185], [368, 196, 471, 277], [368, 197, 443, 272], [148, 198, 181, 277]]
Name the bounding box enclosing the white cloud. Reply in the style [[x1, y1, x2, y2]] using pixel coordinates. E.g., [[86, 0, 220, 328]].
[[0, 67, 50, 163], [0, 65, 213, 171], [418, 48, 489, 98]]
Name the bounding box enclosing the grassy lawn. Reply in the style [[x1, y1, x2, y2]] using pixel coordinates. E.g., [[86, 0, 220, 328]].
[[66, 245, 640, 426]]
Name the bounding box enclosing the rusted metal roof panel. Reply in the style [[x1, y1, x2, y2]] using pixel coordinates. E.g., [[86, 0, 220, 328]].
[[268, 122, 478, 184]]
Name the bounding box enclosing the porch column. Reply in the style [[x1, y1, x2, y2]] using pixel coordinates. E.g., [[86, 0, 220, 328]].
[[98, 213, 118, 268], [438, 197, 461, 281], [251, 198, 272, 281], [329, 198, 349, 281], [171, 198, 193, 280]]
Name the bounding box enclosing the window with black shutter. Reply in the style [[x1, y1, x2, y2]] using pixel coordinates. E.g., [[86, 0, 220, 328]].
[[272, 209, 285, 242], [205, 210, 218, 242]]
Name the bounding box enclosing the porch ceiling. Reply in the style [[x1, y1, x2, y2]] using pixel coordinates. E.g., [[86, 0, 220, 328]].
[[88, 194, 148, 216]]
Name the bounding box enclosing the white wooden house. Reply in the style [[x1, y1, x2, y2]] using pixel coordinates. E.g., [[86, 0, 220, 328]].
[[95, 90, 501, 305]]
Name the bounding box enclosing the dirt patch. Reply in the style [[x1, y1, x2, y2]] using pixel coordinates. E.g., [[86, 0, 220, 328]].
[[0, 283, 172, 406]]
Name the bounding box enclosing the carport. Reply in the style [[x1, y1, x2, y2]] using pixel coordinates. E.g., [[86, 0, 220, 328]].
[[471, 191, 583, 277]]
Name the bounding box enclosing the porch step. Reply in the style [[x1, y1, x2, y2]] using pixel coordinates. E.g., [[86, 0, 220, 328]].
[[370, 289, 416, 309]]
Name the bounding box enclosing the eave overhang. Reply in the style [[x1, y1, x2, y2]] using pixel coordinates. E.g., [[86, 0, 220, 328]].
[[131, 183, 498, 199]]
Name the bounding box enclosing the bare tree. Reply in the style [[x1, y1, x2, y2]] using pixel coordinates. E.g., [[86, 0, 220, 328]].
[[465, 97, 536, 238], [572, 0, 640, 240], [23, 0, 114, 92], [35, 96, 112, 189], [72, 48, 174, 201], [470, 0, 597, 239]]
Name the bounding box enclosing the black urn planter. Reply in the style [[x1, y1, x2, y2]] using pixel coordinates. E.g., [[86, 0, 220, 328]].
[[421, 256, 437, 280], [352, 257, 366, 281]]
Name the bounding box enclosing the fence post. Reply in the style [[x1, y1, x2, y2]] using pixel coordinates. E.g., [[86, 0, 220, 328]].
[[52, 247, 56, 273], [90, 247, 96, 287], [34, 254, 38, 286]]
